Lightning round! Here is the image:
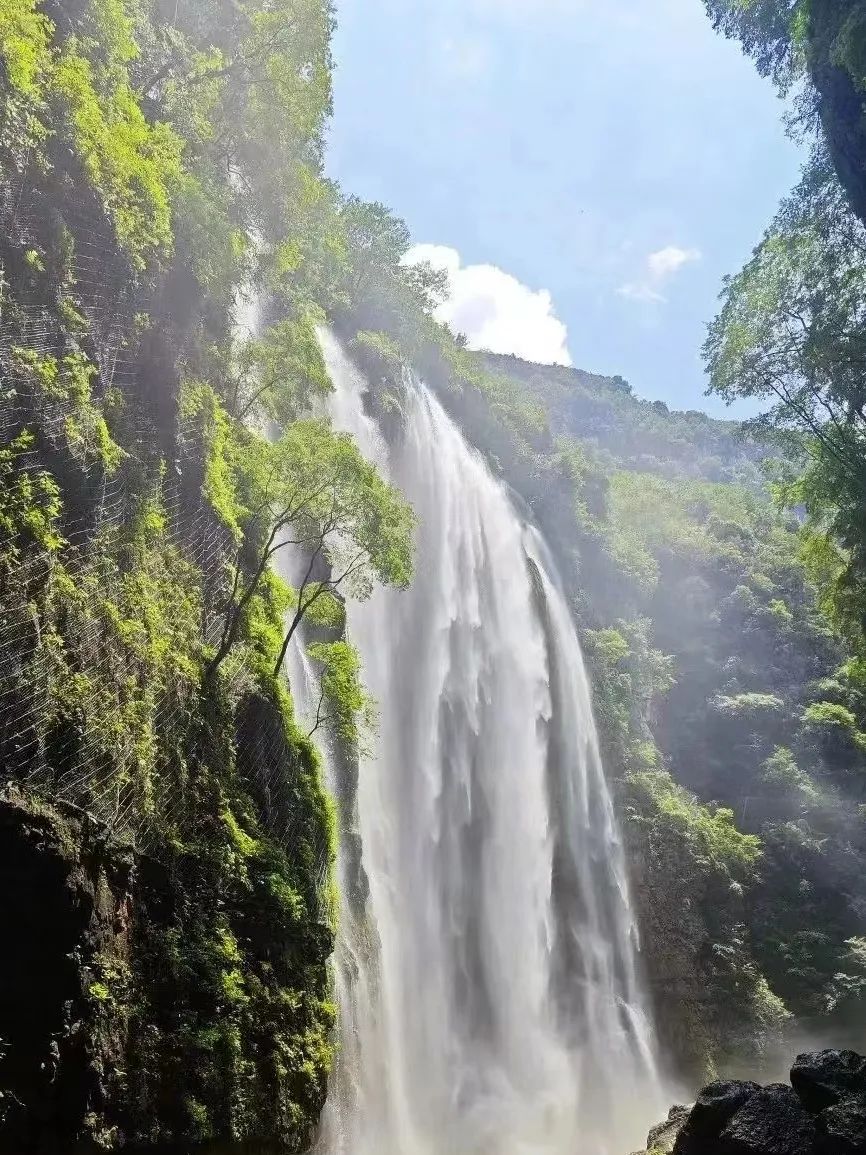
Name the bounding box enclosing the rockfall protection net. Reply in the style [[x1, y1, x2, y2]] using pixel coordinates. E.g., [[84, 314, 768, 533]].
[[0, 173, 327, 875]]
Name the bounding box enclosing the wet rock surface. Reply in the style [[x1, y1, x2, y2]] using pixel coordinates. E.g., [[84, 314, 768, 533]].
[[792, 1053, 866, 1115], [717, 1084, 816, 1155], [815, 1096, 866, 1154], [674, 1080, 761, 1154], [634, 1051, 866, 1155], [644, 1105, 692, 1153]]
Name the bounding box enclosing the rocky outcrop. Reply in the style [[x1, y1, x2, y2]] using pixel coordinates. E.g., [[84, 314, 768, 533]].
[[0, 781, 334, 1153], [808, 3, 866, 233], [634, 1051, 866, 1155], [716, 1084, 816, 1155], [0, 788, 134, 1152], [674, 1080, 761, 1152], [792, 1052, 866, 1115], [639, 1105, 692, 1153]]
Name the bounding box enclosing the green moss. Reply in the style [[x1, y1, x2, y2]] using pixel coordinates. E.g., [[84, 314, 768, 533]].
[[351, 328, 403, 369], [222, 807, 261, 860]]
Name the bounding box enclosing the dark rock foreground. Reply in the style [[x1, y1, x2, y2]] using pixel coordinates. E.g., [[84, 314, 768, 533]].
[[634, 1051, 866, 1155]]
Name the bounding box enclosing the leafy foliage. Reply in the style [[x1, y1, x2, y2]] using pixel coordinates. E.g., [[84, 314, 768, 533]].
[[0, 432, 62, 577], [702, 1, 866, 228], [233, 313, 332, 424], [0, 0, 53, 159], [307, 639, 375, 751], [53, 47, 182, 266], [625, 770, 762, 875], [0, 0, 400, 1146], [0, 0, 183, 266], [703, 0, 806, 87], [12, 348, 124, 470], [708, 155, 866, 654], [206, 414, 414, 679]]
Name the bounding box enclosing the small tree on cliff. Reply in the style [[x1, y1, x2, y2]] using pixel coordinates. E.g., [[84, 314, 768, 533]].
[[204, 417, 414, 681]]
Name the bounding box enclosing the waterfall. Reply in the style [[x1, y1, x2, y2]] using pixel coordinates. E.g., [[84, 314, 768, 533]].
[[309, 330, 664, 1155]]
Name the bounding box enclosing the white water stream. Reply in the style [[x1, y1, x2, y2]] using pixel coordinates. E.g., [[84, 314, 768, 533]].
[[292, 332, 664, 1155]]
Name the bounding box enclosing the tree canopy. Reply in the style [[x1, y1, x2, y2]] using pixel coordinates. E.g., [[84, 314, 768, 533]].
[[207, 417, 414, 680]]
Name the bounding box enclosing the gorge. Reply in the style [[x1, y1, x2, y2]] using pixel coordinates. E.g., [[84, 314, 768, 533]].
[[3, 0, 866, 1153]]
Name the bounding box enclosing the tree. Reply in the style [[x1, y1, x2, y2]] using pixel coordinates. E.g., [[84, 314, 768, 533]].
[[231, 314, 333, 424], [305, 639, 375, 752], [706, 155, 866, 466], [336, 198, 449, 347], [705, 154, 866, 646], [703, 0, 805, 88], [340, 198, 412, 299], [204, 418, 414, 681], [703, 0, 866, 230]]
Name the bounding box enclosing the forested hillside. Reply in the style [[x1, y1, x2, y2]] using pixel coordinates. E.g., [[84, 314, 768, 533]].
[[459, 352, 866, 1078], [479, 353, 766, 483], [343, 300, 866, 1079]]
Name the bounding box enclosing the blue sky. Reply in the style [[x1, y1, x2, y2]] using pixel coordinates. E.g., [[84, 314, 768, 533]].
[[325, 0, 805, 416]]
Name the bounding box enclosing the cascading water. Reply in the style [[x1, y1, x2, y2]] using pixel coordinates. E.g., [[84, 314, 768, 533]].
[[304, 330, 664, 1155]]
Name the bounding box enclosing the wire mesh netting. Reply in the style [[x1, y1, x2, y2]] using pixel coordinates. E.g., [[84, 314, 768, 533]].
[[0, 175, 330, 879]]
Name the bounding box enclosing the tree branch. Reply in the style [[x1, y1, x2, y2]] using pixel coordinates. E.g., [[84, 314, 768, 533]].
[[306, 683, 328, 740]]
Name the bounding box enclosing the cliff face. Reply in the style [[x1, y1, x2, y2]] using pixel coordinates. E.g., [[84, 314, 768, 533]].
[[0, 781, 334, 1154], [0, 205, 336, 1149], [0, 0, 341, 1148], [808, 1, 866, 232], [0, 791, 133, 1150]]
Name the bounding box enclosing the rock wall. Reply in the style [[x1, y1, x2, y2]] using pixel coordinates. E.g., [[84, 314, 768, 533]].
[[0, 790, 133, 1151], [0, 760, 334, 1153]]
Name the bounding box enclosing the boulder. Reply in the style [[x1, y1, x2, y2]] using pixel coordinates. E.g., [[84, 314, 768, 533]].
[[673, 1081, 760, 1155], [719, 1084, 816, 1155], [815, 1095, 866, 1154], [791, 1051, 866, 1114], [640, 1050, 866, 1155], [646, 1104, 691, 1153]]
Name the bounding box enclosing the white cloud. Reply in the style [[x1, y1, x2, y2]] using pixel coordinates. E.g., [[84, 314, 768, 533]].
[[618, 245, 701, 304], [648, 245, 702, 280], [404, 243, 572, 366]]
